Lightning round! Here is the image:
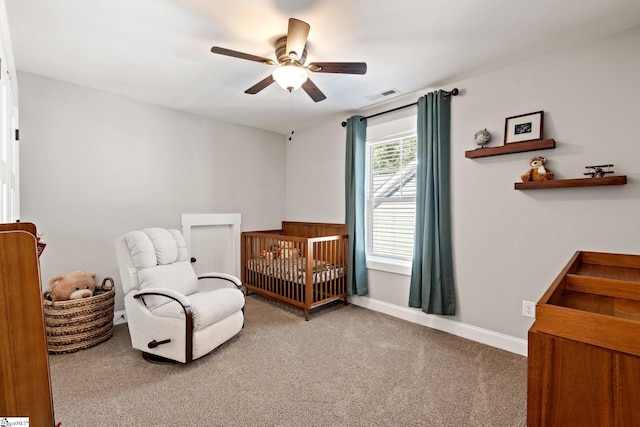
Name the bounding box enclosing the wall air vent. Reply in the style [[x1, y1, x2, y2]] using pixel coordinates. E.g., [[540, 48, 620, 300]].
[[365, 88, 401, 101]]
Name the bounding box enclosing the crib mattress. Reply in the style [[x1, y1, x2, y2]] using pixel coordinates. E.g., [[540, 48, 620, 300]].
[[246, 257, 345, 285]]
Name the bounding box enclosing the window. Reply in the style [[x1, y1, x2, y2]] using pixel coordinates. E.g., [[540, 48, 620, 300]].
[[365, 125, 417, 262]]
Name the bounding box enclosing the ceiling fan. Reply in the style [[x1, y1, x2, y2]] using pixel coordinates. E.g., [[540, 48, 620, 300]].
[[211, 18, 367, 102]]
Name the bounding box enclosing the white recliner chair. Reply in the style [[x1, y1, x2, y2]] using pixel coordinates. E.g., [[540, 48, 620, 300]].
[[114, 228, 244, 363]]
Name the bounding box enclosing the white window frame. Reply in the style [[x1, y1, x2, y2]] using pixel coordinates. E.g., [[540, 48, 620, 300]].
[[364, 115, 417, 276], [0, 14, 20, 223]]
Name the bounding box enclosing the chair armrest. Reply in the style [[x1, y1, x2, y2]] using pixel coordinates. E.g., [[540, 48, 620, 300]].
[[132, 287, 195, 363], [197, 272, 242, 289], [133, 287, 191, 307]]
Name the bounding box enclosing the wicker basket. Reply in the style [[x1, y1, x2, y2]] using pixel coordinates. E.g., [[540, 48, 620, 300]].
[[43, 277, 115, 354]]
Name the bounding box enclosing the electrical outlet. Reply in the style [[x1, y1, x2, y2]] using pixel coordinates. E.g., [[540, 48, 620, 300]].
[[522, 300, 536, 318], [113, 310, 127, 325]]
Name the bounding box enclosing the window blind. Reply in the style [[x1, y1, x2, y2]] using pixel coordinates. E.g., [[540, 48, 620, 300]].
[[366, 134, 417, 260]]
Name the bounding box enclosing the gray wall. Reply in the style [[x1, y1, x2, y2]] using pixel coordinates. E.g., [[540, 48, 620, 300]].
[[286, 26, 640, 343], [19, 72, 286, 311], [17, 25, 640, 348]]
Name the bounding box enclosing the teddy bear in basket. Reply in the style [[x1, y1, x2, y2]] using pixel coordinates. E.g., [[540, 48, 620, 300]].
[[43, 271, 97, 302]]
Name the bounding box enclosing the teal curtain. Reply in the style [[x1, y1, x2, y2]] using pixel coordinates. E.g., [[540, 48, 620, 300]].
[[345, 115, 368, 296], [409, 92, 455, 315]]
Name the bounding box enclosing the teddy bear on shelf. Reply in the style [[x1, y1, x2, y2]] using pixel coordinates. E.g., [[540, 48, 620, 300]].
[[521, 156, 553, 182], [43, 270, 97, 302]]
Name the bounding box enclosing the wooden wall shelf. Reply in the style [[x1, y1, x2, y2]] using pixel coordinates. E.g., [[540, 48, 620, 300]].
[[515, 175, 627, 190], [465, 138, 555, 158]]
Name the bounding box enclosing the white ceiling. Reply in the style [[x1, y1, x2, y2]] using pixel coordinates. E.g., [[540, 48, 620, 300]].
[[5, 0, 640, 135]]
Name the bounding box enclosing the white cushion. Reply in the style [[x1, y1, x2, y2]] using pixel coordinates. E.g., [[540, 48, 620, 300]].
[[151, 288, 245, 331], [123, 231, 157, 269], [167, 229, 189, 262], [136, 262, 199, 310], [143, 228, 178, 265]]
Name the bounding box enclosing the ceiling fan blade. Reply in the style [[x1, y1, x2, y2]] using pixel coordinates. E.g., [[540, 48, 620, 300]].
[[308, 62, 367, 74], [211, 46, 276, 65], [285, 18, 310, 62], [302, 78, 326, 102], [245, 75, 276, 94]]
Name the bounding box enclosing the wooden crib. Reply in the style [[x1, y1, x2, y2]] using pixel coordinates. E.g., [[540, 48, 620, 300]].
[[241, 222, 348, 320]]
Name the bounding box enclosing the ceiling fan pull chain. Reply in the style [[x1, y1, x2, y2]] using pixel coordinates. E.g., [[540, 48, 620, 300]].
[[288, 90, 295, 141]]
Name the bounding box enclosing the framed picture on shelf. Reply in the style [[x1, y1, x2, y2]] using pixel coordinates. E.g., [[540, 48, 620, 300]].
[[504, 111, 543, 144]]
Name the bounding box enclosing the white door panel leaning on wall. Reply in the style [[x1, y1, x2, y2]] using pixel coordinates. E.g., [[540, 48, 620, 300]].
[[181, 213, 241, 278]]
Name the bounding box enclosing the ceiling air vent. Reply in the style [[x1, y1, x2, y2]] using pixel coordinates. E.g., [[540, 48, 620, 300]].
[[365, 88, 401, 101]]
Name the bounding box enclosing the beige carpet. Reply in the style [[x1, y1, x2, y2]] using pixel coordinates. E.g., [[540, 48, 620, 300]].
[[49, 295, 527, 426]]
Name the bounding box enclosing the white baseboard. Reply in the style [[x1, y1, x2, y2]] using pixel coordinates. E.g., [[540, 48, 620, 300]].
[[349, 295, 528, 356], [113, 310, 127, 325]]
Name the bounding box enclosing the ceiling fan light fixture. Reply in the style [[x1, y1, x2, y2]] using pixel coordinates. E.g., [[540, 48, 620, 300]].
[[211, 17, 366, 101], [272, 65, 308, 91]]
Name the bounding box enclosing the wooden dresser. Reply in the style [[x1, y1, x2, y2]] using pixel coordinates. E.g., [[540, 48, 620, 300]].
[[528, 251, 640, 426], [0, 223, 55, 426]]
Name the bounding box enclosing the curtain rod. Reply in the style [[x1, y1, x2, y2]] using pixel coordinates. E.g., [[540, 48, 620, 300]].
[[341, 88, 459, 127]]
